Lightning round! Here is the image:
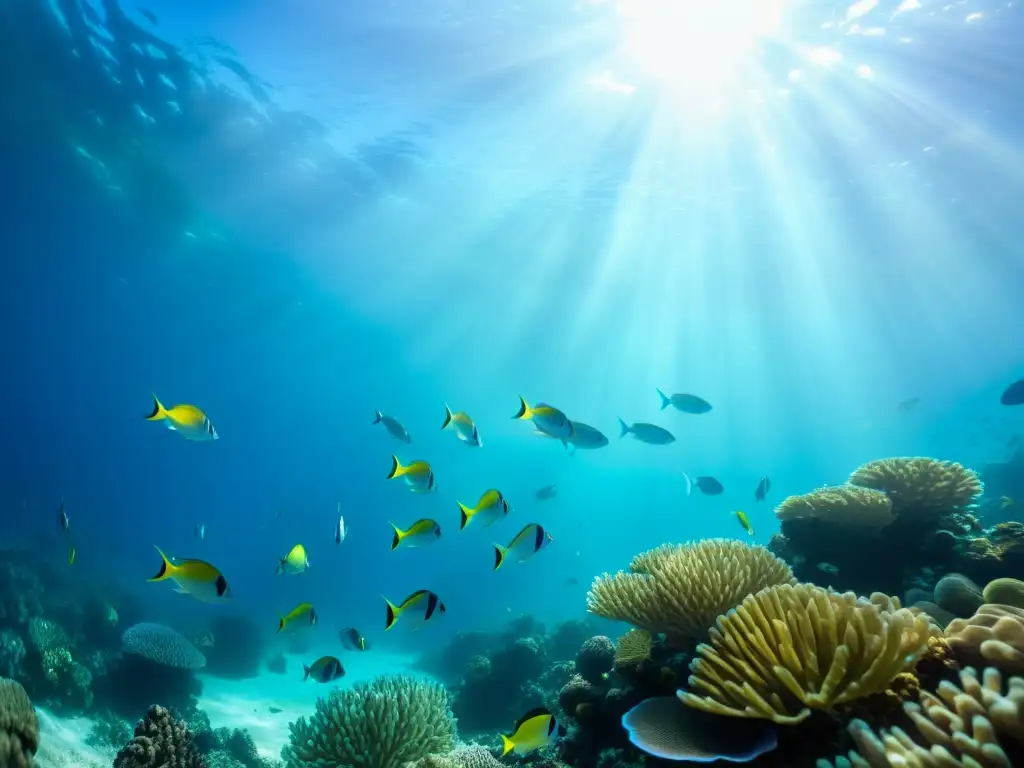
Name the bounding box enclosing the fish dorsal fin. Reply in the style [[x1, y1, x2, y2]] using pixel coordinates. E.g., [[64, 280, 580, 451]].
[[513, 707, 552, 734]]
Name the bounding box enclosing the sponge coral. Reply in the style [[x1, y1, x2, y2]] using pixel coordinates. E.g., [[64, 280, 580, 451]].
[[0, 678, 39, 768], [282, 674, 455, 768], [848, 456, 983, 515], [680, 584, 940, 725], [832, 667, 1024, 767], [775, 486, 895, 528], [586, 539, 796, 642]]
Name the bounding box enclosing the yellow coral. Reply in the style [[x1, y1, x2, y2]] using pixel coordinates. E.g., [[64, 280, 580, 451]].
[[775, 486, 895, 528], [586, 540, 795, 641], [680, 584, 940, 725], [945, 604, 1024, 674], [848, 457, 982, 515], [614, 629, 652, 669], [832, 667, 1024, 768]]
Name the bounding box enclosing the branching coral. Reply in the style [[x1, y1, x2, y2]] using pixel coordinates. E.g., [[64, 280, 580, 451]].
[[680, 584, 940, 725], [824, 667, 1024, 767], [849, 457, 983, 515], [775, 486, 895, 528], [945, 604, 1024, 674], [282, 674, 455, 768], [586, 540, 795, 641], [0, 678, 39, 768], [614, 629, 652, 670]]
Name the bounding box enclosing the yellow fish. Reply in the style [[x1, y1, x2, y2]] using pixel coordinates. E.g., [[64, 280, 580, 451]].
[[145, 395, 218, 442], [458, 489, 510, 530], [276, 544, 309, 575], [494, 523, 553, 570], [386, 456, 436, 493], [735, 510, 754, 536], [512, 397, 574, 441], [1001, 496, 1015, 510], [383, 589, 446, 631], [278, 602, 318, 634], [500, 707, 566, 756], [148, 546, 231, 603], [67, 546, 76, 566], [390, 519, 442, 550], [441, 404, 482, 447]]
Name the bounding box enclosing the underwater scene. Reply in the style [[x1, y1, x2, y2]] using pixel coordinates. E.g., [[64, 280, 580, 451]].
[[4, 0, 1024, 766]]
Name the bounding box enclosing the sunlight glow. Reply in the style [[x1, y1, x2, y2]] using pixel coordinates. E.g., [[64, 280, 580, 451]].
[[617, 0, 785, 98]]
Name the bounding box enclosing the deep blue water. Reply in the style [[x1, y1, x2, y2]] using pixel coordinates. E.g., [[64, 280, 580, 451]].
[[3, 0, 1024, 655]]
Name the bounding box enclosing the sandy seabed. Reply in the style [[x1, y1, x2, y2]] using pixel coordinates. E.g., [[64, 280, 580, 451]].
[[35, 649, 430, 766]]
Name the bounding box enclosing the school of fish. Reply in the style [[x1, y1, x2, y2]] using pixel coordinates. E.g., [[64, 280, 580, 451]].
[[56, 387, 779, 756]]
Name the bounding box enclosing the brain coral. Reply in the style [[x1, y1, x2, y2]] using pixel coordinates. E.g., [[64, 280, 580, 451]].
[[586, 539, 795, 642], [0, 677, 38, 768], [825, 667, 1024, 768], [775, 486, 895, 528], [122, 623, 206, 670], [984, 578, 1024, 609], [680, 584, 940, 725], [945, 604, 1024, 674], [848, 456, 983, 514], [282, 674, 455, 768]]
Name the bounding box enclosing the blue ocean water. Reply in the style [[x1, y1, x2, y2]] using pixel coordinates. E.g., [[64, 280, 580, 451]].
[[3, 0, 1024, 762]]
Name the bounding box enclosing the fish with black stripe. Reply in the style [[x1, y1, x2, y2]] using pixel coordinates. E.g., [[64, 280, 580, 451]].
[[383, 589, 446, 631], [493, 523, 553, 571]]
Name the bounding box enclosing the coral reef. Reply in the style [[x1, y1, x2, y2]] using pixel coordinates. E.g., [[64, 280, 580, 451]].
[[680, 584, 940, 724], [983, 577, 1024, 608], [282, 675, 455, 768], [827, 667, 1024, 767], [576, 636, 614, 685], [587, 539, 795, 644], [0, 677, 39, 768], [613, 630, 652, 671], [113, 704, 206, 768], [932, 573, 985, 618], [945, 604, 1024, 673], [848, 457, 983, 516], [412, 745, 504, 768], [768, 456, 1007, 598]]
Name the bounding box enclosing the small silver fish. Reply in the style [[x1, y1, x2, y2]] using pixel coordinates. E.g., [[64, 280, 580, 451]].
[[59, 498, 71, 535], [335, 504, 347, 545]]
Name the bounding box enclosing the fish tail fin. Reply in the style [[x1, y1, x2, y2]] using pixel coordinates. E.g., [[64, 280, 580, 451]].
[[500, 734, 515, 757], [458, 502, 473, 530], [682, 472, 693, 496], [493, 544, 508, 571], [441, 403, 453, 430], [275, 559, 285, 576], [277, 617, 286, 634], [147, 546, 174, 582], [618, 417, 629, 438], [145, 394, 167, 421], [373, 409, 383, 424], [389, 522, 403, 551], [387, 455, 406, 480], [302, 664, 310, 681], [513, 396, 531, 420], [384, 597, 400, 631], [656, 388, 670, 410]]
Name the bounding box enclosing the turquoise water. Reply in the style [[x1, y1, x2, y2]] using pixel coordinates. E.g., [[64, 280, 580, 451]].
[[3, 0, 1024, 765]]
